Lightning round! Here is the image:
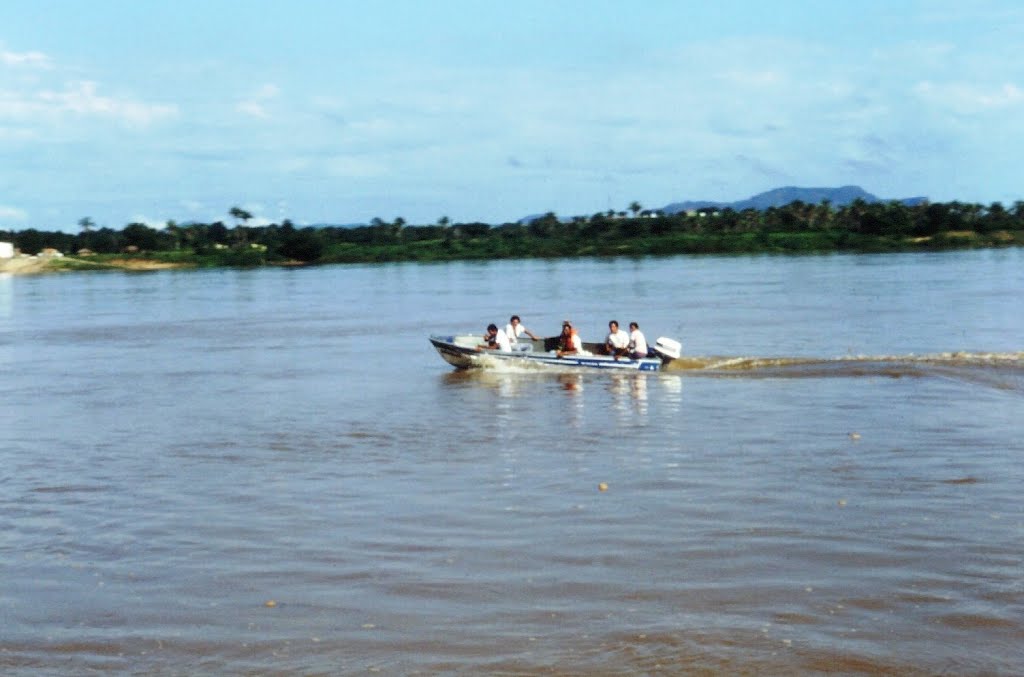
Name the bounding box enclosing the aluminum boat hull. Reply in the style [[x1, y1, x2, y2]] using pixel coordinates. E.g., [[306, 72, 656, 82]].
[[429, 334, 673, 372]]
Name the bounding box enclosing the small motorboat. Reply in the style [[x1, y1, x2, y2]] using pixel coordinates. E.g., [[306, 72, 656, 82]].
[[429, 333, 682, 372]]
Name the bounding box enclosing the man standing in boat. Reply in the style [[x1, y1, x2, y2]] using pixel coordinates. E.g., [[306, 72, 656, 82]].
[[627, 322, 648, 359], [604, 320, 630, 359], [505, 315, 539, 351], [478, 323, 512, 351]]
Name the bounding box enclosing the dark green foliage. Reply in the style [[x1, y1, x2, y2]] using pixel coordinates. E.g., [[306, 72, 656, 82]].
[[279, 228, 325, 262], [3, 199, 1023, 268], [12, 228, 46, 255], [122, 222, 163, 251]]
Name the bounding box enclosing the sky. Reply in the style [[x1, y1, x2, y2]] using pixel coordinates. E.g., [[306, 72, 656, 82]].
[[1, 0, 1023, 231]]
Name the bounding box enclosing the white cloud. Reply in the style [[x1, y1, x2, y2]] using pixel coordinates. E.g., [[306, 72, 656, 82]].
[[0, 205, 28, 222], [1, 49, 51, 68], [0, 80, 178, 127], [914, 80, 1024, 113], [128, 214, 170, 229], [1, 45, 175, 129], [236, 83, 280, 119], [254, 84, 280, 99], [324, 155, 388, 178], [37, 81, 178, 126], [717, 69, 784, 88], [0, 125, 36, 141], [236, 100, 269, 118], [0, 89, 41, 118], [279, 156, 313, 172]]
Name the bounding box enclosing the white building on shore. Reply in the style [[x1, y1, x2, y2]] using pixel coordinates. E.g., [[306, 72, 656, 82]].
[[0, 242, 14, 259]]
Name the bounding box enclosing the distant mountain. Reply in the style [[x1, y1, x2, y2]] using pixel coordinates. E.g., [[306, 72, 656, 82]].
[[661, 185, 927, 214]]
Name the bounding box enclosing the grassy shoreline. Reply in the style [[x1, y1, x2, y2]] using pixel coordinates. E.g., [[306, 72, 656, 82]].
[[2, 228, 1021, 275]]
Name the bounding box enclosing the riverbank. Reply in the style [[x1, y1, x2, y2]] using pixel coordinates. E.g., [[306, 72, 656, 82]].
[[3, 227, 1023, 274], [6, 198, 1024, 269], [0, 256, 193, 275]]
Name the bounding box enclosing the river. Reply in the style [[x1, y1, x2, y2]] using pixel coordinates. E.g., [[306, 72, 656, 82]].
[[1, 250, 1022, 675]]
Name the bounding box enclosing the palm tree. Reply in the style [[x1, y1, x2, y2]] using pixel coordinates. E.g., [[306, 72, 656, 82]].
[[164, 220, 182, 250], [813, 200, 833, 230], [229, 206, 253, 226], [629, 201, 642, 218], [1011, 200, 1024, 221], [229, 207, 253, 247]]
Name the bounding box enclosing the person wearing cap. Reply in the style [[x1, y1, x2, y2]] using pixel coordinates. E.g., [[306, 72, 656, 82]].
[[478, 323, 512, 351], [556, 320, 582, 357]]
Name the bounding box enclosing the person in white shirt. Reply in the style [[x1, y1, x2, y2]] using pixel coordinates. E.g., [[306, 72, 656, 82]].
[[505, 315, 539, 350], [478, 323, 512, 351], [627, 321, 648, 359], [604, 320, 630, 358]]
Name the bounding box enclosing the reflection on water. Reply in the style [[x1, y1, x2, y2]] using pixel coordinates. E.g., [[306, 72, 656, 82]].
[[659, 372, 684, 403], [0, 272, 11, 317], [557, 372, 583, 393], [557, 373, 585, 427], [609, 373, 648, 419], [0, 274, 11, 368], [441, 369, 667, 429], [0, 270, 14, 351]]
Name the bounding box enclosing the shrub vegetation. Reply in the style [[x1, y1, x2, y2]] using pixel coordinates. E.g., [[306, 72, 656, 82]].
[[3, 199, 1023, 268]]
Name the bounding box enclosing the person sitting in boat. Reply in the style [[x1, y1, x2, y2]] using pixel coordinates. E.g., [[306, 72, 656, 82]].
[[556, 320, 582, 358], [627, 321, 649, 359], [478, 323, 512, 351], [505, 315, 539, 351], [604, 320, 630, 358]]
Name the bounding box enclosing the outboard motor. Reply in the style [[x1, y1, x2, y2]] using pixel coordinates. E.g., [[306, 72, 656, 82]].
[[652, 337, 682, 362]]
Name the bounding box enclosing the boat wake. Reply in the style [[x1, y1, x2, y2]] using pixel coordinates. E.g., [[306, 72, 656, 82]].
[[663, 351, 1024, 389]]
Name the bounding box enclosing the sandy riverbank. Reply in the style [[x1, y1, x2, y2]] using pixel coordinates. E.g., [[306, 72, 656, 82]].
[[0, 257, 54, 275], [0, 256, 191, 275]]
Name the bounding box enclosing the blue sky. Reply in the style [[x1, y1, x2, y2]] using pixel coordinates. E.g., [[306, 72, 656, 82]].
[[2, 1, 1022, 230]]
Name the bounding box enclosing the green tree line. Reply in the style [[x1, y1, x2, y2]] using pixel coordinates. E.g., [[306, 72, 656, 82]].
[[3, 199, 1023, 267]]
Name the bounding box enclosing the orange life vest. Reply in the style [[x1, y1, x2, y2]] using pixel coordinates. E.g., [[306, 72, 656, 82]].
[[558, 328, 579, 352]]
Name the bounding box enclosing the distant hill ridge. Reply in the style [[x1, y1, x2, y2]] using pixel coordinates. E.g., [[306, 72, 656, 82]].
[[661, 185, 927, 214], [317, 186, 928, 228]]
